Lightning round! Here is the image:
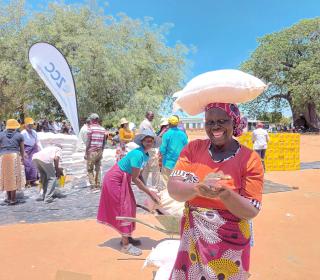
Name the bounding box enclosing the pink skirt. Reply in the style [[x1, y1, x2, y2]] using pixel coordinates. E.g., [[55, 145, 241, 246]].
[[97, 164, 136, 236]]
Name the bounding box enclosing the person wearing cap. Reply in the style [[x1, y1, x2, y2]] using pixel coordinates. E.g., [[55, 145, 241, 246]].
[[157, 118, 169, 137], [116, 118, 134, 162], [252, 122, 269, 170], [172, 114, 187, 134], [119, 118, 134, 143], [21, 117, 42, 187], [97, 129, 161, 256], [159, 116, 188, 186], [32, 145, 63, 203], [0, 119, 26, 205], [85, 113, 107, 190], [139, 111, 161, 189]]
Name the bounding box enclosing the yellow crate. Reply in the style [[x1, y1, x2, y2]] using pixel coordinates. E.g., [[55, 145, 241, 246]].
[[239, 132, 301, 171]]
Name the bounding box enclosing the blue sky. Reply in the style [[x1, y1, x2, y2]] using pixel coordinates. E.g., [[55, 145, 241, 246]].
[[29, 0, 320, 77], [88, 0, 320, 76], [27, 0, 320, 117]]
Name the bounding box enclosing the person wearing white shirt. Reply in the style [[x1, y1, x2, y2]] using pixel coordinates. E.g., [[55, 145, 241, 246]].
[[79, 118, 90, 145], [76, 118, 90, 152], [32, 145, 63, 203], [252, 122, 269, 169], [52, 121, 60, 133], [21, 118, 43, 186], [139, 111, 154, 133]]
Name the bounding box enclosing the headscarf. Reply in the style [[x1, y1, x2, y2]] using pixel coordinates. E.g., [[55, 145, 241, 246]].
[[205, 102, 247, 137]]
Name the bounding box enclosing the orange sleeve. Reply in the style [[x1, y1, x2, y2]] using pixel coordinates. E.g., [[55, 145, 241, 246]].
[[240, 151, 264, 204], [173, 142, 194, 173], [170, 141, 201, 184]]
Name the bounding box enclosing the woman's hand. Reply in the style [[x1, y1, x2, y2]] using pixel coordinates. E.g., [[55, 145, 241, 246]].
[[195, 178, 230, 198], [149, 189, 161, 204], [199, 172, 234, 199], [195, 183, 221, 198], [55, 168, 64, 178]]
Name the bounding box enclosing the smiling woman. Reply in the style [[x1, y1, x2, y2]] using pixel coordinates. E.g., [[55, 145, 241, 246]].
[[168, 70, 265, 279], [205, 103, 247, 162], [168, 102, 263, 279]]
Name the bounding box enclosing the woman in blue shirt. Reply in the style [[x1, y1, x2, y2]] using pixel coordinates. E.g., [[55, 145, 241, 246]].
[[97, 129, 160, 256]]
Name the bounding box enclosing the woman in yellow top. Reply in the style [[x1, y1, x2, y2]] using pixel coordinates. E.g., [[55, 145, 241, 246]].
[[119, 118, 134, 143], [116, 118, 135, 162]]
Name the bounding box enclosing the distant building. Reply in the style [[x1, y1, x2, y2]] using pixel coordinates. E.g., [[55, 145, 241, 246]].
[[180, 117, 204, 130], [247, 119, 270, 131], [179, 117, 272, 131]]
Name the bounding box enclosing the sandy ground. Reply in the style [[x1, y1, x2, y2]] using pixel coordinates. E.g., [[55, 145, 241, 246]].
[[0, 134, 319, 280], [0, 216, 167, 280], [299, 135, 320, 162], [251, 169, 320, 279]]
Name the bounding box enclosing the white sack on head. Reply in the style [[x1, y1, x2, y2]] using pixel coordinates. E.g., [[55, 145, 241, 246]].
[[173, 69, 267, 115]]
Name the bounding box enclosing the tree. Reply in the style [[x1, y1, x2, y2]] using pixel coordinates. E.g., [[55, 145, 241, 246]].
[[257, 111, 283, 124], [0, 0, 189, 126], [241, 18, 320, 131], [0, 0, 31, 121], [279, 116, 292, 127]]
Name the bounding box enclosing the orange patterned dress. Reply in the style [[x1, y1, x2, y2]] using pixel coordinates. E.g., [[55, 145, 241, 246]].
[[169, 139, 264, 280]]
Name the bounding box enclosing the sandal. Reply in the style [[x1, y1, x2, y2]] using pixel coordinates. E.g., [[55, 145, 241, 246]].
[[121, 244, 142, 256], [8, 199, 25, 206], [31, 181, 39, 187], [128, 237, 142, 246], [120, 237, 141, 246], [8, 200, 18, 206]]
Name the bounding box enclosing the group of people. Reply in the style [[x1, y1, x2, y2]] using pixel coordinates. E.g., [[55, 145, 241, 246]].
[[1, 100, 266, 278], [0, 118, 64, 204], [95, 102, 264, 279], [35, 119, 74, 134], [0, 119, 74, 134], [97, 111, 189, 255]]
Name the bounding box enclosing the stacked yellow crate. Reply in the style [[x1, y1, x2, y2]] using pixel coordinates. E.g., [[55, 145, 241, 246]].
[[237, 132, 300, 171]]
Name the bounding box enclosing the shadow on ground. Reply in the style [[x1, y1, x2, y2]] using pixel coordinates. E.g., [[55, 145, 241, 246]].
[[263, 179, 297, 194], [98, 237, 178, 251]]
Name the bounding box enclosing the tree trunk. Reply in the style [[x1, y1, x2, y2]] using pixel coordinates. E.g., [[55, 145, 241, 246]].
[[17, 105, 24, 124], [291, 101, 320, 132]]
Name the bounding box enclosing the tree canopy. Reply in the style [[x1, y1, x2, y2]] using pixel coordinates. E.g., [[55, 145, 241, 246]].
[[241, 17, 320, 130], [0, 0, 190, 126]]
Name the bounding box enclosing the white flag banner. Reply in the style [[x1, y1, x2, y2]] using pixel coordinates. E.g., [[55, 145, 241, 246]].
[[29, 42, 80, 134]]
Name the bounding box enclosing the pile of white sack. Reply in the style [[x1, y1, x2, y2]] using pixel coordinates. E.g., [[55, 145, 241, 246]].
[[38, 132, 78, 166], [37, 133, 139, 186]]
